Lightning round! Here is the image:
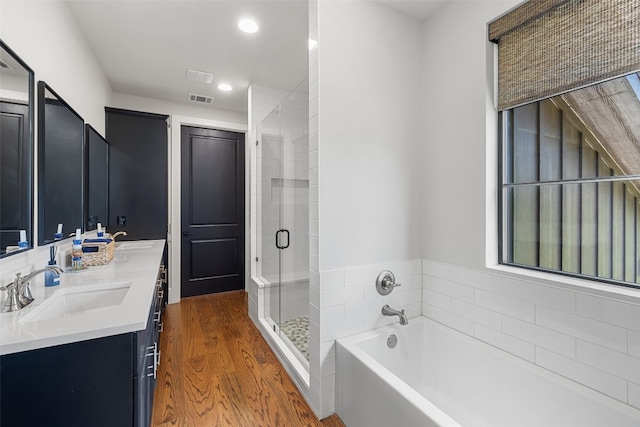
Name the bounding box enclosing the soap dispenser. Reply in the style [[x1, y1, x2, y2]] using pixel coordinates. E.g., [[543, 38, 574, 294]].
[[45, 246, 60, 287]]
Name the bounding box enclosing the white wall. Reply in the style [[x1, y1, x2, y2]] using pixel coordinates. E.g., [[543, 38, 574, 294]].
[[317, 0, 422, 272], [0, 0, 112, 278], [111, 92, 245, 126], [0, 0, 112, 135], [311, 0, 423, 418], [420, 0, 640, 411]]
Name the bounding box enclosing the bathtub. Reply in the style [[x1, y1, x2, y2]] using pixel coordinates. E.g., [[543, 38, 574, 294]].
[[336, 316, 640, 427]]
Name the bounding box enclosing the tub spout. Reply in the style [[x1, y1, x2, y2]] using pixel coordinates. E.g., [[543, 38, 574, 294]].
[[381, 304, 408, 325]]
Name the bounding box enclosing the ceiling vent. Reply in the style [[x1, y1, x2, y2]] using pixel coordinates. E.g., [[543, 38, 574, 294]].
[[189, 93, 213, 104]]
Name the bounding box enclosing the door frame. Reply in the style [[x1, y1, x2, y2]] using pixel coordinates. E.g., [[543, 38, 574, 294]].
[[168, 115, 248, 304]]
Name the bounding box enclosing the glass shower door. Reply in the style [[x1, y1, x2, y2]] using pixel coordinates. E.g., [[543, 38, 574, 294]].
[[276, 89, 310, 365], [257, 83, 310, 368]]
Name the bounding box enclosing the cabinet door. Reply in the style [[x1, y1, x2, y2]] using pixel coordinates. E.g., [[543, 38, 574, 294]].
[[0, 334, 134, 427]]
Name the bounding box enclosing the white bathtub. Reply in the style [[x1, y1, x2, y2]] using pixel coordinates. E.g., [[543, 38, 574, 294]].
[[336, 316, 640, 427]]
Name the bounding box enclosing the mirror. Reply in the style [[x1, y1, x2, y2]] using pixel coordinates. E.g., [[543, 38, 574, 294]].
[[0, 39, 34, 257], [85, 125, 108, 231], [38, 81, 84, 245]]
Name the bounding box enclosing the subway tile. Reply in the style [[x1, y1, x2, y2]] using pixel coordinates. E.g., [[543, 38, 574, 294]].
[[422, 259, 451, 280], [321, 305, 345, 325], [309, 287, 320, 307], [321, 374, 335, 397], [450, 266, 501, 293], [309, 303, 320, 325], [322, 284, 364, 308], [577, 340, 640, 384], [310, 253, 319, 272], [386, 289, 422, 310], [383, 259, 422, 277], [345, 264, 383, 286], [427, 306, 474, 336], [476, 289, 535, 323], [430, 277, 474, 302], [537, 306, 627, 353], [503, 317, 576, 358], [422, 274, 433, 290], [502, 277, 576, 313], [423, 289, 451, 311], [536, 347, 628, 402], [577, 293, 640, 331], [474, 324, 535, 362], [630, 331, 640, 359], [309, 133, 318, 152], [630, 382, 640, 410], [344, 298, 380, 320], [451, 299, 502, 330], [398, 274, 422, 290], [319, 341, 335, 362], [323, 318, 364, 342], [309, 202, 319, 220], [309, 150, 318, 169], [321, 270, 344, 290], [309, 236, 319, 255]]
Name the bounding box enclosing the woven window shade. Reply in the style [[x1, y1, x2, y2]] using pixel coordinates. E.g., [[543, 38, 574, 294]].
[[489, 0, 640, 111]]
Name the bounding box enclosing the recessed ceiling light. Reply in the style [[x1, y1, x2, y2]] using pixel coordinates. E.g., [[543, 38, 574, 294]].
[[218, 83, 232, 91], [308, 39, 318, 51], [238, 19, 258, 34]]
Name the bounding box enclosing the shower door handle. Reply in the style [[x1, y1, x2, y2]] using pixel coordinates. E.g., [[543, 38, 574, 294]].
[[275, 229, 290, 249]]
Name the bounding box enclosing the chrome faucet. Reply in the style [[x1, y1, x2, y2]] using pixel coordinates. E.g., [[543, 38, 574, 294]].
[[1, 266, 64, 313], [381, 304, 408, 325]]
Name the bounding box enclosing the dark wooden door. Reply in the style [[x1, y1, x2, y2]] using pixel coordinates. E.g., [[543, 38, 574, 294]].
[[106, 108, 168, 240], [181, 126, 245, 297]]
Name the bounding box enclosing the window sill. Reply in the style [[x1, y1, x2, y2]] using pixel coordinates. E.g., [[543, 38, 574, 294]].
[[487, 263, 640, 304]]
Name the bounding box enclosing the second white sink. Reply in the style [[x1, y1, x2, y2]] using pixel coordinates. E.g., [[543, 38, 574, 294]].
[[19, 281, 132, 323]]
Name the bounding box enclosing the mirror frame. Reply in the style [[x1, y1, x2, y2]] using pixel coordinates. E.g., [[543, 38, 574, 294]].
[[84, 124, 109, 232], [0, 39, 34, 258], [37, 81, 85, 245]]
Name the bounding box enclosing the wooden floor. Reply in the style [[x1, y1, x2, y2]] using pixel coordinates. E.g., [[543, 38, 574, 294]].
[[151, 290, 346, 427]]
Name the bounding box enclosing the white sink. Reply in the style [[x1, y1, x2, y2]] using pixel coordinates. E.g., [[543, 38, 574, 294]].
[[19, 281, 132, 323]]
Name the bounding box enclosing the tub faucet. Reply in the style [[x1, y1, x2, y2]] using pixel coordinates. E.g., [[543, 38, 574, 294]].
[[381, 304, 408, 325], [1, 266, 64, 312]]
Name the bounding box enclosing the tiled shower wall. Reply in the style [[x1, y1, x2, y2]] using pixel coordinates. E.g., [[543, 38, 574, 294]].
[[422, 259, 640, 411]]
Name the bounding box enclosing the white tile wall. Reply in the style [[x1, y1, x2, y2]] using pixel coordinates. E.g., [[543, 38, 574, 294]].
[[422, 258, 640, 409], [317, 258, 422, 417]]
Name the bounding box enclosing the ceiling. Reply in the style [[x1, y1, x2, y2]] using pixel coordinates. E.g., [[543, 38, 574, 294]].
[[67, 0, 447, 114]]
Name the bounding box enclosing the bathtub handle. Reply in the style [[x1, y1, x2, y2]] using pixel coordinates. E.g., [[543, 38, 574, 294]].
[[376, 270, 401, 295]]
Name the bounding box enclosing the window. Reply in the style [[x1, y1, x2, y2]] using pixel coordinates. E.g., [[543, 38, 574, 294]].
[[500, 72, 640, 288]]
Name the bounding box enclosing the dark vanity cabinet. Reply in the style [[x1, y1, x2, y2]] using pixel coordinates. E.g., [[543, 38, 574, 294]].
[[0, 269, 165, 427]]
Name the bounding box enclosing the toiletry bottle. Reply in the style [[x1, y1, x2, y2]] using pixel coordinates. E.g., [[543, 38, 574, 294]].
[[18, 229, 28, 249], [45, 262, 60, 286], [97, 223, 104, 238], [54, 223, 63, 240], [71, 228, 83, 271]]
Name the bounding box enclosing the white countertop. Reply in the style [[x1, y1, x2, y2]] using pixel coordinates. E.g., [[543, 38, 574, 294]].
[[0, 239, 165, 355]]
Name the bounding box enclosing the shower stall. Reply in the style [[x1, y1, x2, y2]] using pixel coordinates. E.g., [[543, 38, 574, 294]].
[[253, 81, 310, 370]]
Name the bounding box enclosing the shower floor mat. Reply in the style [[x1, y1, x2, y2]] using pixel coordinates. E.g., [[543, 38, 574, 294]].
[[280, 316, 309, 361]]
